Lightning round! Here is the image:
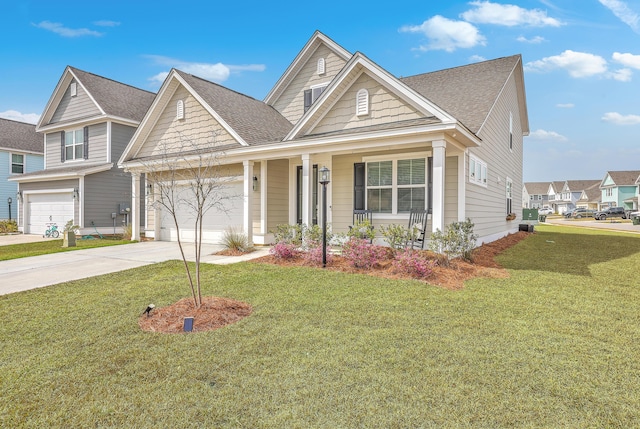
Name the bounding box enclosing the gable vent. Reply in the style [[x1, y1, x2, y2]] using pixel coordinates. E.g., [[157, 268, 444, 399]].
[[176, 100, 184, 120], [356, 89, 369, 116], [70, 82, 77, 97], [317, 58, 325, 75]]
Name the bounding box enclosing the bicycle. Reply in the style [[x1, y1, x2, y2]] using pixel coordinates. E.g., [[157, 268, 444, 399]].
[[44, 223, 60, 238]]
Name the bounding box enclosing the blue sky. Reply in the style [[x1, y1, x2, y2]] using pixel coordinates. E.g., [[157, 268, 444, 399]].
[[1, 0, 639, 183]]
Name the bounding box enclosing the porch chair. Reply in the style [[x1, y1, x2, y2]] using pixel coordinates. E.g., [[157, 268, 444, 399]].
[[350, 209, 374, 242], [407, 209, 428, 249]]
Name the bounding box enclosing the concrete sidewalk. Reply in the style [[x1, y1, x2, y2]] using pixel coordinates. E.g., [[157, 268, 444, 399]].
[[0, 240, 270, 296]]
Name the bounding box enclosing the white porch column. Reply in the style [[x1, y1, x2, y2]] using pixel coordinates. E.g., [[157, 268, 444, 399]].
[[260, 160, 268, 235], [131, 172, 141, 241], [301, 154, 312, 226], [458, 151, 466, 222], [243, 161, 254, 245], [432, 140, 446, 233]]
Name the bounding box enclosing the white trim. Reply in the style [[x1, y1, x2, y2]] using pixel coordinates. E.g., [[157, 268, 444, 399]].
[[8, 163, 113, 183], [79, 176, 85, 227], [458, 152, 466, 221], [106, 121, 112, 163], [468, 154, 488, 188]]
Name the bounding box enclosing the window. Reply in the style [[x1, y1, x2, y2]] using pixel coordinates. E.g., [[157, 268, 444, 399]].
[[506, 178, 513, 214], [11, 153, 24, 174], [605, 188, 613, 197], [356, 89, 369, 116], [469, 155, 488, 187], [365, 156, 427, 214], [65, 129, 85, 160], [303, 83, 328, 112], [176, 100, 184, 120], [509, 112, 513, 150], [317, 58, 325, 75]]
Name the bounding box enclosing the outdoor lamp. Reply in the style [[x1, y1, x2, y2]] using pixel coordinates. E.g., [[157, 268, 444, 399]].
[[319, 166, 330, 185], [8, 197, 12, 205]]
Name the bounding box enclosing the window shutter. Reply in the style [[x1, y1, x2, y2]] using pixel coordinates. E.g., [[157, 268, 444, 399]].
[[354, 163, 366, 210], [303, 89, 312, 113], [427, 157, 433, 214], [60, 131, 66, 163], [83, 126, 89, 159]]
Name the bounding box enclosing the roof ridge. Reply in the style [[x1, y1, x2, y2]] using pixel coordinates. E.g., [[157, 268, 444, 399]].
[[68, 65, 156, 95], [401, 54, 521, 80], [176, 69, 263, 103], [0, 117, 37, 126]]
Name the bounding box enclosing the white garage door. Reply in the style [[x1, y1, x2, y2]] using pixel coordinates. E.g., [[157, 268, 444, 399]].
[[159, 183, 243, 244], [26, 192, 74, 235]]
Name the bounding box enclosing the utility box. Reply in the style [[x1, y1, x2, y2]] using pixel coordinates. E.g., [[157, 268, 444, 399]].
[[519, 224, 534, 232], [522, 209, 538, 223], [118, 203, 131, 214]]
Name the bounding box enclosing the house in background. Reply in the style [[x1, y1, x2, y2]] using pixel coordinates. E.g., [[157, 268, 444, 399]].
[[546, 181, 564, 213], [10, 67, 155, 235], [599, 170, 640, 211], [119, 31, 528, 246], [522, 182, 550, 209], [0, 118, 44, 221], [553, 180, 600, 214], [576, 185, 601, 211]]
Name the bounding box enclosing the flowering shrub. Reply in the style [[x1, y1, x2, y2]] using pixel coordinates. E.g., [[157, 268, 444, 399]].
[[269, 241, 300, 260], [392, 250, 436, 278], [342, 237, 387, 269], [303, 244, 332, 266]]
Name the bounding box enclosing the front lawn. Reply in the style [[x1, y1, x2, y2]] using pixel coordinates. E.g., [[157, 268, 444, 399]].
[[0, 237, 131, 261], [1, 225, 639, 427]]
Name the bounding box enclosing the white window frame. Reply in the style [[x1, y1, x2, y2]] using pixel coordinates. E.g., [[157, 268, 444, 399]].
[[311, 82, 328, 103], [506, 177, 513, 215], [65, 128, 85, 161], [605, 188, 613, 197], [363, 152, 430, 217], [469, 154, 488, 187], [356, 88, 369, 116], [10, 153, 24, 174]]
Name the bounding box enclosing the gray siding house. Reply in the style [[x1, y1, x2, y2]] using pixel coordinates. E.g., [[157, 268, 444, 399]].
[[10, 67, 155, 235], [119, 31, 529, 246]]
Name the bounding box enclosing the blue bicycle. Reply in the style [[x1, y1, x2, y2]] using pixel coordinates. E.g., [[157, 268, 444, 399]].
[[44, 223, 60, 238]]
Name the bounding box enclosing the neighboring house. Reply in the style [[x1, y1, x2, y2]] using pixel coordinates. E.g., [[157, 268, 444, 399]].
[[0, 118, 44, 220], [119, 31, 529, 246], [546, 181, 564, 213], [10, 67, 155, 235], [576, 185, 601, 210], [599, 170, 640, 210], [522, 182, 550, 209], [554, 180, 600, 214]]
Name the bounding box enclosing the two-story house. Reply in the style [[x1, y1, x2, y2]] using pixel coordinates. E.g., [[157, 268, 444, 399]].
[[118, 31, 529, 246], [1, 118, 44, 221], [522, 182, 551, 209], [10, 67, 155, 235], [553, 180, 600, 214], [599, 170, 640, 211]]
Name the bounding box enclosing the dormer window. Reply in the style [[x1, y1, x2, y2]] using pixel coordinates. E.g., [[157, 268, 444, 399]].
[[317, 58, 325, 75], [70, 82, 77, 97], [356, 89, 369, 116], [176, 100, 185, 120]]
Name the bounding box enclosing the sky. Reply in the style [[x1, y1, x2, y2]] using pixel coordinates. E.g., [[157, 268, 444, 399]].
[[1, 0, 639, 183]]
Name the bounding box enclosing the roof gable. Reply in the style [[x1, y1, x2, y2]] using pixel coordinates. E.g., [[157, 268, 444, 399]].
[[524, 182, 550, 195], [0, 118, 43, 153], [601, 170, 640, 187]]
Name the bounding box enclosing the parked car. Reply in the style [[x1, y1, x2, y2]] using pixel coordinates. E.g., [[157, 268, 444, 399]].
[[564, 209, 576, 218], [594, 207, 629, 220], [572, 208, 594, 219], [538, 207, 553, 215]]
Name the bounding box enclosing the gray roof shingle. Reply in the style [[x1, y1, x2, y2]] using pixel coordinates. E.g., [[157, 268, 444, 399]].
[[0, 118, 43, 153], [605, 170, 640, 186], [524, 182, 551, 195]]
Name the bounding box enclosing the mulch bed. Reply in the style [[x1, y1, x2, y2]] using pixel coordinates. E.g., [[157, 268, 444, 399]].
[[139, 231, 531, 333]]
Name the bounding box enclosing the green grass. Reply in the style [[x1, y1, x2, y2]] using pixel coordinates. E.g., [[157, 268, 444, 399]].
[[1, 225, 639, 427], [0, 238, 131, 261]]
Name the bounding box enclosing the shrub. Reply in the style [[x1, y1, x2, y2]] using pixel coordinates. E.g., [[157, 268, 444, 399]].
[[269, 241, 300, 260], [122, 224, 133, 240], [347, 219, 375, 241], [222, 227, 250, 252], [302, 223, 332, 250], [271, 224, 303, 246], [392, 249, 436, 278], [428, 218, 478, 265], [303, 244, 332, 266], [0, 220, 18, 234], [63, 219, 80, 234], [342, 237, 387, 269], [378, 223, 422, 250]]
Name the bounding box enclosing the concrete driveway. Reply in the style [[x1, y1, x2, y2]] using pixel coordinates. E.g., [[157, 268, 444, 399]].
[[0, 237, 269, 296]]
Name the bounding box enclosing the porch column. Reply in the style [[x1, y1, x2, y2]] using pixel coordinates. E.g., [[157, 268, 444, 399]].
[[432, 140, 446, 233], [131, 172, 141, 241], [458, 151, 466, 221], [301, 154, 312, 226], [243, 161, 254, 245], [260, 160, 268, 235]]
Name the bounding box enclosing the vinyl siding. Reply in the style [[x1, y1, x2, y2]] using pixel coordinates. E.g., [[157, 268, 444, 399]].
[[44, 123, 108, 168], [465, 72, 523, 242], [272, 45, 348, 124], [312, 73, 422, 135], [50, 79, 101, 124], [1, 151, 44, 220], [267, 159, 289, 230], [84, 168, 136, 228], [136, 85, 239, 158], [110, 123, 136, 163]]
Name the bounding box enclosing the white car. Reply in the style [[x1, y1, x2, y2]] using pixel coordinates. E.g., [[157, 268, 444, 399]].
[[538, 207, 553, 215]]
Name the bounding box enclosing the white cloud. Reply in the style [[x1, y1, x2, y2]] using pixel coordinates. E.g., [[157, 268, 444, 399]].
[[145, 55, 265, 85], [469, 55, 486, 62], [556, 103, 575, 108], [598, 0, 640, 32], [399, 15, 486, 52], [524, 50, 608, 78], [612, 52, 640, 69], [517, 35, 546, 44], [93, 20, 120, 27], [609, 68, 632, 81], [528, 129, 568, 142], [602, 112, 640, 125], [33, 21, 103, 37], [461, 1, 563, 27], [0, 110, 40, 124]]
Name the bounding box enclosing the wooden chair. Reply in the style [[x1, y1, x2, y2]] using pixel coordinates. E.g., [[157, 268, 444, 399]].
[[407, 209, 428, 249], [350, 209, 374, 242]]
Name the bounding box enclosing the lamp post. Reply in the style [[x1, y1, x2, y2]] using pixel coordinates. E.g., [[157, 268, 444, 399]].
[[7, 197, 12, 222], [319, 166, 330, 267]]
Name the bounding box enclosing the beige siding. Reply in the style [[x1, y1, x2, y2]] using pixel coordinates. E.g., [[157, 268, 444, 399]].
[[137, 85, 240, 158], [267, 159, 289, 230], [272, 45, 347, 124], [50, 80, 101, 124], [312, 73, 422, 135], [465, 73, 524, 242]]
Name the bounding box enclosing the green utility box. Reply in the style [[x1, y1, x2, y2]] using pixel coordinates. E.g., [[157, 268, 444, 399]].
[[633, 216, 640, 226], [522, 209, 538, 222]]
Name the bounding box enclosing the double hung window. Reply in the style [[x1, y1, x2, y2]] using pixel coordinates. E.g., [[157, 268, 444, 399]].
[[365, 155, 427, 214], [11, 153, 24, 174], [65, 129, 85, 160]]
